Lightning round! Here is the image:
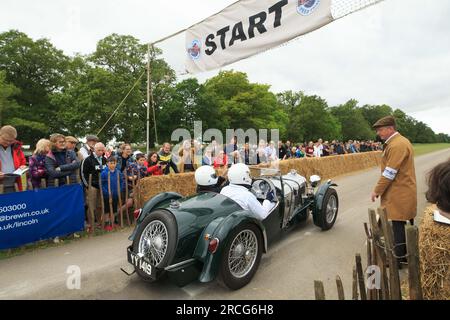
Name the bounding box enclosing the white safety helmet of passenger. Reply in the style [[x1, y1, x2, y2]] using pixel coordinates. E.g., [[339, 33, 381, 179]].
[[228, 163, 252, 186], [195, 165, 218, 186]]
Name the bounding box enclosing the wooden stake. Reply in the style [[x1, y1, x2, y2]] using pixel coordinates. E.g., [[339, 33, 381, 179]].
[[378, 207, 402, 300], [369, 209, 390, 300], [406, 225, 423, 300], [87, 174, 94, 234], [124, 171, 131, 226], [336, 275, 345, 300], [117, 173, 123, 228], [314, 280, 326, 300], [352, 266, 358, 300], [98, 173, 105, 229], [107, 171, 114, 229], [356, 253, 367, 300]]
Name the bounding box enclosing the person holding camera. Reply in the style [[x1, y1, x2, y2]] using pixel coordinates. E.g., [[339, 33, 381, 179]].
[[147, 152, 167, 176]]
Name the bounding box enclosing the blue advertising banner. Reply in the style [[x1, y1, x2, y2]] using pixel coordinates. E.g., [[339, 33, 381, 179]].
[[0, 184, 85, 250]]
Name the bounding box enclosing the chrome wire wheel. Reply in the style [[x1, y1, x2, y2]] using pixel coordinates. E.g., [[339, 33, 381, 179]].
[[228, 229, 258, 278], [138, 220, 168, 266], [326, 194, 338, 224]]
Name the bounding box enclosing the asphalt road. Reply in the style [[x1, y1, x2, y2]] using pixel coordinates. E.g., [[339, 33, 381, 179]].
[[1, 148, 449, 300]]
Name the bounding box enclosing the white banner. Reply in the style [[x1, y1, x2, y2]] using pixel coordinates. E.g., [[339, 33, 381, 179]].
[[185, 0, 334, 74]]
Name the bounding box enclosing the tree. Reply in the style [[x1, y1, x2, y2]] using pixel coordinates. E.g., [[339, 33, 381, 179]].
[[53, 34, 176, 144], [0, 30, 70, 144], [330, 99, 373, 141], [360, 104, 393, 127], [202, 70, 288, 138], [288, 94, 341, 143], [0, 70, 20, 126]]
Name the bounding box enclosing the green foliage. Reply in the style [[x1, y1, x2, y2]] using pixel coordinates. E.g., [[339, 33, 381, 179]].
[[287, 93, 341, 143], [0, 30, 446, 146], [202, 71, 288, 137], [0, 30, 70, 144], [360, 104, 393, 127], [330, 99, 373, 141]]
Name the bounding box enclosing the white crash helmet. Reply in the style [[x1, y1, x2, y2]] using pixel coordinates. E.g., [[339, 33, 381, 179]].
[[228, 163, 252, 186], [195, 165, 218, 186]]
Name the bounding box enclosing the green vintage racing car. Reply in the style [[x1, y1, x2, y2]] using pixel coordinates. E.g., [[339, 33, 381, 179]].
[[124, 168, 338, 290]]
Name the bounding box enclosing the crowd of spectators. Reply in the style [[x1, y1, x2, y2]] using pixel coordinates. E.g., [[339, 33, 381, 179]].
[[0, 124, 382, 232]]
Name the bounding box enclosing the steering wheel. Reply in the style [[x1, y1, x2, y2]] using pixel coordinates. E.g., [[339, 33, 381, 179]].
[[251, 179, 271, 200]]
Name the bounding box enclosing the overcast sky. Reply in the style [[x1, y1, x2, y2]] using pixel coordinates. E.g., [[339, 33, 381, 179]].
[[1, 0, 449, 134]]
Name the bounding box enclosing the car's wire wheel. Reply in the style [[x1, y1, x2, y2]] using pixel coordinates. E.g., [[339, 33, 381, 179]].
[[138, 220, 168, 266], [228, 229, 258, 278], [326, 194, 338, 224]]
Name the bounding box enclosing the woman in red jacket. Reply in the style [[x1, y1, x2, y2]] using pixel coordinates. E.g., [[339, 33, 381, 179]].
[[147, 152, 167, 176]]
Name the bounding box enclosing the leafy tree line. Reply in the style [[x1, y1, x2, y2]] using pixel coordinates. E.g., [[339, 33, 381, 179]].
[[0, 30, 448, 146]]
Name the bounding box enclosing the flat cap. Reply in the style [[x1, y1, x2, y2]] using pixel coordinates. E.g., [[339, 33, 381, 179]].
[[85, 135, 99, 142], [372, 115, 396, 129]]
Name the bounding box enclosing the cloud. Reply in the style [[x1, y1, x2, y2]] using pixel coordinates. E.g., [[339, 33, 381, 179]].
[[1, 0, 449, 134]]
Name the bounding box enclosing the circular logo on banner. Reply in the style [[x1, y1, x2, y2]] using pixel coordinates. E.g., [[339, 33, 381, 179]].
[[187, 39, 201, 60], [297, 0, 321, 16]]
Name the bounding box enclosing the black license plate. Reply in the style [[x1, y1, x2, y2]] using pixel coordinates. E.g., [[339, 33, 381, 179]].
[[127, 247, 156, 278]]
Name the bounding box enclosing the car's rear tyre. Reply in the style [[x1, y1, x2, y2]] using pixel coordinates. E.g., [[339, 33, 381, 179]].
[[132, 210, 177, 282], [315, 188, 338, 230], [219, 223, 263, 290]]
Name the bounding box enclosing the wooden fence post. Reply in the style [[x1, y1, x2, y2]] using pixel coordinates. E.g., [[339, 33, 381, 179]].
[[314, 280, 326, 300], [117, 173, 123, 228], [124, 171, 131, 226], [378, 207, 402, 300], [369, 209, 390, 300], [107, 171, 114, 228], [98, 173, 105, 229], [355, 254, 367, 300], [352, 266, 358, 300], [406, 225, 423, 300], [336, 275, 345, 300], [87, 174, 94, 234]]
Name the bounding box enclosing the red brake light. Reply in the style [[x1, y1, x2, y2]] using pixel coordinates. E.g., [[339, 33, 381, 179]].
[[134, 209, 142, 220], [208, 238, 220, 254]]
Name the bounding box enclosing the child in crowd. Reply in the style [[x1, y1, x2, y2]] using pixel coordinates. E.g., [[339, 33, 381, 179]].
[[101, 157, 125, 231], [126, 153, 148, 189]]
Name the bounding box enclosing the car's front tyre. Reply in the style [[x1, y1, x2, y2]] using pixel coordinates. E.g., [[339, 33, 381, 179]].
[[315, 188, 339, 230], [219, 223, 263, 290], [132, 210, 177, 282]]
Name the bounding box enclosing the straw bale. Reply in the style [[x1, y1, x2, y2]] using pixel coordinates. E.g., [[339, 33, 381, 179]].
[[138, 151, 382, 205], [419, 205, 450, 300]]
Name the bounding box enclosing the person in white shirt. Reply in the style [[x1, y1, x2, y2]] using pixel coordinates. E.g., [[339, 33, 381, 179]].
[[220, 163, 276, 220], [264, 141, 278, 162], [80, 135, 99, 159], [313, 141, 321, 158]]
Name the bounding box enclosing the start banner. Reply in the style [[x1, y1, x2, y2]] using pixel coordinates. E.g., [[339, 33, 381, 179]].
[[0, 184, 85, 250], [185, 0, 333, 73]]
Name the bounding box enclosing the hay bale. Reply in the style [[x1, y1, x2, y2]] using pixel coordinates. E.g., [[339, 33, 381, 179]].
[[138, 151, 382, 206], [419, 205, 450, 300]]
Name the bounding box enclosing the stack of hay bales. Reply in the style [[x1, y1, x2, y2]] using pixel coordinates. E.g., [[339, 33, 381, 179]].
[[419, 205, 450, 300], [138, 151, 382, 205]]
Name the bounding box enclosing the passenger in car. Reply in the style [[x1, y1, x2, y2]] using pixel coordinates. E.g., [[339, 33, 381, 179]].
[[195, 165, 227, 193], [220, 163, 276, 220]]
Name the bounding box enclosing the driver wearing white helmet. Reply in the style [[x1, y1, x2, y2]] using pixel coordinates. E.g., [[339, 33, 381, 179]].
[[220, 163, 276, 220], [195, 165, 226, 193]]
